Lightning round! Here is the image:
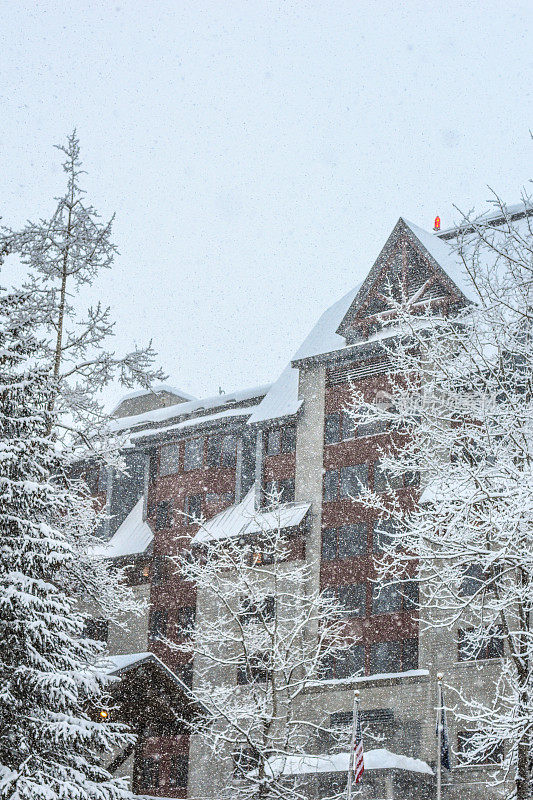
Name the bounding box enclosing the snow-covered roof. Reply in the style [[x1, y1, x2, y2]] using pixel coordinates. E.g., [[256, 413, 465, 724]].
[[251, 749, 433, 778], [130, 406, 254, 442], [104, 651, 155, 673], [193, 488, 310, 544], [249, 214, 485, 428], [114, 384, 196, 404], [403, 219, 476, 302], [91, 497, 153, 558], [103, 651, 191, 692], [438, 200, 533, 237], [110, 384, 196, 416], [249, 287, 360, 425], [111, 384, 270, 433], [247, 364, 301, 425]]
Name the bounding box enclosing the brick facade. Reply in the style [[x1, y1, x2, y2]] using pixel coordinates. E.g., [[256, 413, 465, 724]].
[[88, 212, 533, 799]]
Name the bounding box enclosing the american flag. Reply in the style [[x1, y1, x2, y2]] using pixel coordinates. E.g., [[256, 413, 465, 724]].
[[353, 709, 364, 784]]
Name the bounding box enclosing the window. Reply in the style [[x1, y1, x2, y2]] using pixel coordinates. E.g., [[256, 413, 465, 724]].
[[206, 489, 234, 505], [206, 435, 222, 467], [372, 583, 401, 614], [321, 644, 364, 680], [338, 523, 367, 557], [374, 463, 403, 492], [183, 437, 204, 471], [140, 757, 159, 791], [321, 528, 337, 560], [321, 524, 367, 560], [325, 412, 341, 444], [149, 608, 168, 640], [460, 564, 484, 596], [152, 555, 168, 584], [457, 731, 504, 765], [355, 405, 390, 438], [340, 464, 368, 497], [155, 500, 172, 530], [263, 478, 295, 504], [357, 418, 388, 437], [221, 434, 237, 467], [159, 442, 180, 476], [402, 638, 418, 670], [249, 542, 275, 566], [169, 755, 189, 787], [323, 469, 339, 501], [148, 449, 158, 484], [325, 411, 356, 444], [373, 518, 400, 552], [207, 434, 237, 467], [374, 463, 419, 492], [266, 428, 282, 455], [372, 581, 418, 614], [458, 628, 504, 662], [281, 425, 296, 453], [404, 470, 420, 487], [341, 411, 356, 440], [83, 618, 109, 642], [279, 478, 295, 502], [176, 605, 196, 637], [184, 494, 202, 524], [323, 465, 368, 502], [402, 581, 419, 609], [335, 583, 366, 617], [369, 638, 418, 674]]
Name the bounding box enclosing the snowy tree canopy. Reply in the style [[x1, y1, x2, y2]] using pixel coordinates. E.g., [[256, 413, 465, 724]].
[[0, 289, 134, 800], [348, 194, 533, 800], [172, 494, 360, 800]]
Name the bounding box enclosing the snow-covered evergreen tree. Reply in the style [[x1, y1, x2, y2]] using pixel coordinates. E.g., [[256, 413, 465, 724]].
[[0, 290, 133, 800], [348, 195, 533, 799], [173, 494, 359, 800]]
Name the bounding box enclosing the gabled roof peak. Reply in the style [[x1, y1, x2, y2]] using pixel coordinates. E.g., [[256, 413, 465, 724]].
[[335, 217, 474, 342]]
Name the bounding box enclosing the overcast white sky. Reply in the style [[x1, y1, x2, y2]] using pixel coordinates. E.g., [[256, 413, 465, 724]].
[[1, 0, 532, 406]]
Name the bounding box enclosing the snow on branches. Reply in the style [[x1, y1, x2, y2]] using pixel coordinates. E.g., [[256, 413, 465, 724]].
[[0, 290, 133, 800], [1, 131, 165, 458], [171, 492, 359, 800], [347, 195, 533, 799]]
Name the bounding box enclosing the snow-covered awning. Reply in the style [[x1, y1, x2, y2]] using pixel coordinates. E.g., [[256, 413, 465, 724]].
[[193, 488, 310, 545], [104, 651, 190, 692], [91, 497, 153, 559], [250, 749, 433, 778]]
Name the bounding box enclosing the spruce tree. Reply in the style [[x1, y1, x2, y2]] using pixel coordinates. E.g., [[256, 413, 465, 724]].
[[0, 291, 133, 800]]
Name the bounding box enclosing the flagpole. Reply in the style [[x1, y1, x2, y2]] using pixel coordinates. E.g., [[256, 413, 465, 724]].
[[436, 673, 443, 800], [346, 689, 359, 800]]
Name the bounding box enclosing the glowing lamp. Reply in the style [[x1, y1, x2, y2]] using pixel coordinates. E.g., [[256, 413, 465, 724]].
[[99, 710, 109, 720], [434, 215, 441, 231]]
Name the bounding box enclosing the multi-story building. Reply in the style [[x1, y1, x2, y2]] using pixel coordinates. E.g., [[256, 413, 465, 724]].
[[92, 207, 531, 799]]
